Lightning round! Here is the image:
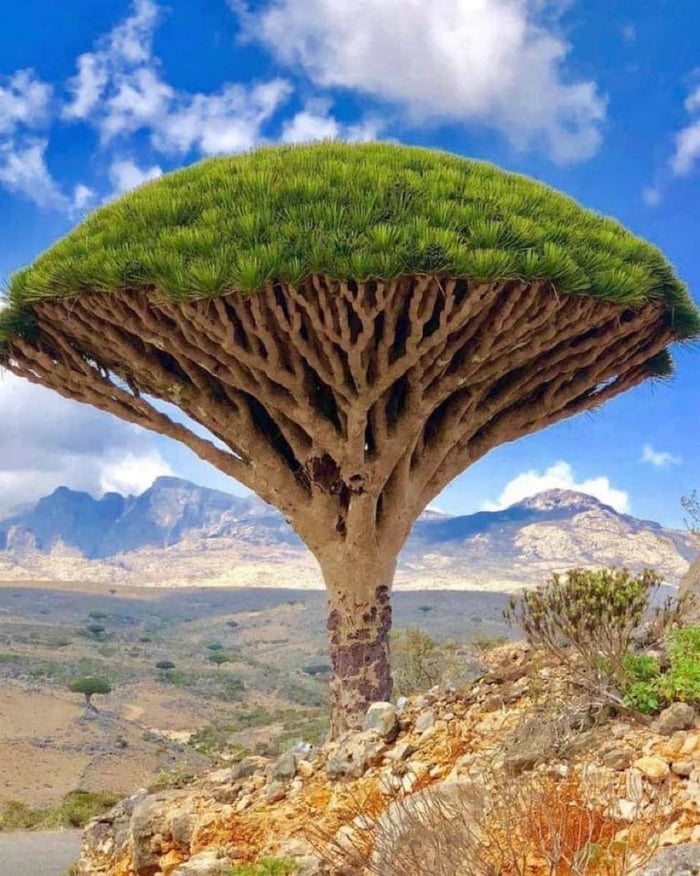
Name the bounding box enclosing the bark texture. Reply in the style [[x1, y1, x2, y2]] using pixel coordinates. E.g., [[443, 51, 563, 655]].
[[3, 275, 675, 731]]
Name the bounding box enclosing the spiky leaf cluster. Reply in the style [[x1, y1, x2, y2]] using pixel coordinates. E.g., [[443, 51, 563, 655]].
[[2, 142, 698, 344]]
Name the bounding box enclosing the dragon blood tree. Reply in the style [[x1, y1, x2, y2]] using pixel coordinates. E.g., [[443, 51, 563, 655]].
[[1, 143, 697, 734]]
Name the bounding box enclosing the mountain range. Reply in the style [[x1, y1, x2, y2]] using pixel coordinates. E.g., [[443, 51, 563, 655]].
[[0, 477, 695, 590]]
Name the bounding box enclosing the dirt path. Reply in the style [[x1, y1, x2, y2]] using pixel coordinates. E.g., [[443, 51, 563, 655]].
[[0, 830, 81, 875]]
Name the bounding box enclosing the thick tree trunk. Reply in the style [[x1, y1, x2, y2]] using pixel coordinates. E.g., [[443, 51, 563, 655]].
[[321, 553, 396, 737]]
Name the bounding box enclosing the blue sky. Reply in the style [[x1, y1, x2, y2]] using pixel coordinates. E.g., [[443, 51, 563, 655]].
[[1, 0, 699, 526]]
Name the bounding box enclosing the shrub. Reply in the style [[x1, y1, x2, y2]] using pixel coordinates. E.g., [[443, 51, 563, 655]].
[[624, 627, 700, 712], [209, 651, 232, 668], [230, 860, 297, 875], [0, 790, 118, 831], [391, 627, 465, 696], [310, 766, 666, 875], [504, 567, 683, 702]]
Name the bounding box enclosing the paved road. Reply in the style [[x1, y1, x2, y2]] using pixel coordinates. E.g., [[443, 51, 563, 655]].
[[0, 831, 82, 875]]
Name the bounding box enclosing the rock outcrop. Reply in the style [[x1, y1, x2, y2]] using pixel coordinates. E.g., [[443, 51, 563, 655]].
[[77, 643, 700, 875]]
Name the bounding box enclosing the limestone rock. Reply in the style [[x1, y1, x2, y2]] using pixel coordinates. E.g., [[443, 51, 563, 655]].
[[654, 703, 697, 737], [634, 756, 671, 783], [414, 710, 436, 734], [268, 751, 297, 783], [173, 851, 231, 876], [639, 843, 700, 875], [326, 730, 386, 780], [363, 702, 398, 740], [265, 780, 287, 804], [602, 748, 635, 771]]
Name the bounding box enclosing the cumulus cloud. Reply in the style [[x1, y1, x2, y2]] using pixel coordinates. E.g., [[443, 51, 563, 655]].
[[645, 82, 700, 202], [0, 373, 171, 515], [280, 99, 383, 143], [482, 460, 630, 513], [64, 0, 291, 155], [670, 84, 700, 176], [0, 70, 52, 135], [640, 444, 682, 469], [108, 157, 163, 195], [242, 0, 606, 162]]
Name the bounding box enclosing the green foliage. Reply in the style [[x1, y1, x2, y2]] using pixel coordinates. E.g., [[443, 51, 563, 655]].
[[68, 676, 111, 699], [208, 651, 232, 667], [3, 143, 697, 344], [148, 765, 194, 791], [207, 642, 224, 651], [0, 790, 119, 831], [624, 627, 700, 712], [229, 859, 297, 875], [504, 567, 668, 696]]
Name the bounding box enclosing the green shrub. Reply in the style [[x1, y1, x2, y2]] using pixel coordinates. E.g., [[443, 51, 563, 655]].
[[0, 790, 118, 831], [624, 627, 700, 712], [503, 567, 682, 700], [230, 859, 297, 875]]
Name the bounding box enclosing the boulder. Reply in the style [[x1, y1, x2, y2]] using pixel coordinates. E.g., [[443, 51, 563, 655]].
[[414, 710, 436, 734], [268, 751, 297, 783], [602, 748, 635, 771], [265, 780, 287, 804], [326, 730, 386, 780], [363, 702, 398, 740], [173, 851, 231, 876], [639, 843, 700, 875], [443, 657, 489, 692], [634, 756, 671, 783], [654, 703, 697, 737]]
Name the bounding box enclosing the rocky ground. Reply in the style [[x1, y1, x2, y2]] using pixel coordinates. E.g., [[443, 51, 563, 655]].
[[77, 643, 700, 875]]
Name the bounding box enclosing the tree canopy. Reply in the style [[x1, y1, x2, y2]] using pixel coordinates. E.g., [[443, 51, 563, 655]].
[[1, 142, 697, 347]]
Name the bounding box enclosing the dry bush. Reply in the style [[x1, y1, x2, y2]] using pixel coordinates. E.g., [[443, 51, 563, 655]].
[[309, 766, 668, 876]]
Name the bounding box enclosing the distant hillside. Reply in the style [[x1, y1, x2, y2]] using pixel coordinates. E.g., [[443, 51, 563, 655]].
[[0, 478, 694, 589]]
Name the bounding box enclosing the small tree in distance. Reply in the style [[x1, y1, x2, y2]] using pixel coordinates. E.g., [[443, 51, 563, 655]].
[[155, 660, 175, 680], [2, 142, 696, 734], [208, 651, 231, 669], [69, 677, 111, 711], [206, 642, 223, 652]]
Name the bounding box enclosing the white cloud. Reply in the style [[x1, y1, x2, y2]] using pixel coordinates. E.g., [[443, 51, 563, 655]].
[[640, 444, 682, 469], [0, 138, 67, 209], [0, 373, 171, 515], [281, 99, 383, 143], [108, 157, 163, 194], [648, 82, 700, 200], [64, 0, 291, 156], [152, 80, 292, 154], [243, 0, 606, 162], [642, 185, 662, 206], [71, 182, 96, 211], [0, 70, 52, 135], [482, 460, 630, 513], [99, 449, 172, 496]]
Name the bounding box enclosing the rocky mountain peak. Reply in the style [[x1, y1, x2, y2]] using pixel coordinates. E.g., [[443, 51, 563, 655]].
[[513, 489, 613, 514]]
